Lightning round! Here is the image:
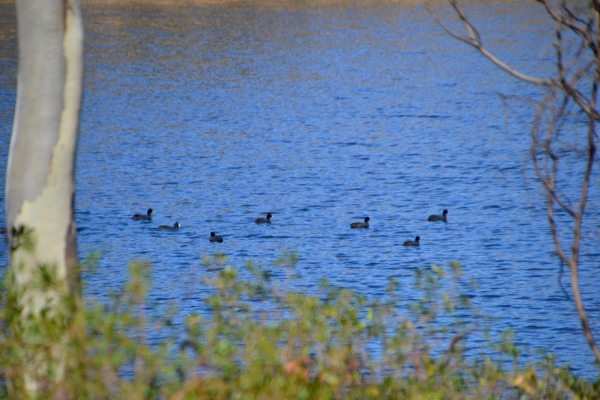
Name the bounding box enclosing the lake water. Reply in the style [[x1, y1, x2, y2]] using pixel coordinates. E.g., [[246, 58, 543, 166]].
[[1, 0, 599, 378]]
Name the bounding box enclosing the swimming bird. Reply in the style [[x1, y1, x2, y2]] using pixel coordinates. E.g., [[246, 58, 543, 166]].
[[403, 236, 420, 246], [350, 217, 370, 229], [428, 209, 448, 222], [158, 222, 181, 231], [209, 232, 223, 242], [255, 213, 272, 224], [133, 208, 153, 220]]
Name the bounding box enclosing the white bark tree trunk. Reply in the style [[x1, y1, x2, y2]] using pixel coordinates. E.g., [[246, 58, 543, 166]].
[[5, 0, 83, 395]]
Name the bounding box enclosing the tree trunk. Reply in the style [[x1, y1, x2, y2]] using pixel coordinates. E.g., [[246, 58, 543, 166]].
[[5, 0, 83, 395]]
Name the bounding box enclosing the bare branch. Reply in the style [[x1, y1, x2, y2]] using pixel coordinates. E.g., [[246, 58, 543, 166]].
[[563, 1, 593, 29], [567, 50, 600, 362], [436, 0, 600, 363], [439, 330, 471, 371], [560, 78, 600, 119], [556, 24, 565, 81], [530, 95, 577, 217], [557, 259, 571, 301], [546, 202, 570, 265], [567, 59, 595, 90], [429, 1, 554, 86], [537, 0, 595, 50], [430, 1, 600, 120]]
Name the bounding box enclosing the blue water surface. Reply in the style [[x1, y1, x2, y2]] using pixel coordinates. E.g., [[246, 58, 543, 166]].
[[0, 1, 598, 378]]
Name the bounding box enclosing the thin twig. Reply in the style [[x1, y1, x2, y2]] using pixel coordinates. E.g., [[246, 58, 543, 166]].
[[434, 0, 600, 364], [441, 329, 471, 370], [537, 0, 594, 49], [430, 1, 600, 120], [558, 258, 571, 301], [429, 2, 554, 86]]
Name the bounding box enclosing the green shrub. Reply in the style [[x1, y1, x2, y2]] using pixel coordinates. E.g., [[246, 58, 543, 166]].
[[1, 253, 598, 399]]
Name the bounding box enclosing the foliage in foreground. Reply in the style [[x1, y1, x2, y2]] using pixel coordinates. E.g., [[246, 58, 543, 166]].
[[1, 253, 599, 399]]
